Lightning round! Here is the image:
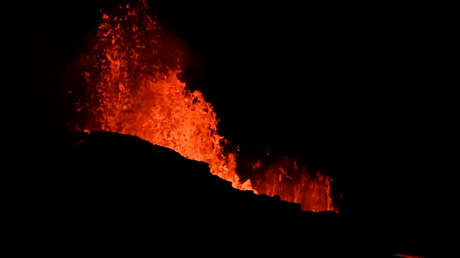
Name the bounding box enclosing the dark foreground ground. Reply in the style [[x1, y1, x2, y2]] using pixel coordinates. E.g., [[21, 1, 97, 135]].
[[7, 131, 428, 257]]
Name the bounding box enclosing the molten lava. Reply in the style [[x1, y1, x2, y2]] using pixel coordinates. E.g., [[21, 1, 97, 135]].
[[76, 0, 337, 212], [248, 156, 334, 212]]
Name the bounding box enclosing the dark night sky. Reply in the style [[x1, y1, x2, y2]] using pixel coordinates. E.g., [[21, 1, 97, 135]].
[[4, 1, 451, 255]]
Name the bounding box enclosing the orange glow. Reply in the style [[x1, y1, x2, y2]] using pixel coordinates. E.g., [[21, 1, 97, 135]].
[[395, 254, 424, 258], [248, 156, 335, 212], [77, 0, 337, 212]]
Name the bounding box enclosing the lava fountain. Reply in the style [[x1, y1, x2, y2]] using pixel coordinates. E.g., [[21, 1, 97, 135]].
[[75, 0, 337, 212]]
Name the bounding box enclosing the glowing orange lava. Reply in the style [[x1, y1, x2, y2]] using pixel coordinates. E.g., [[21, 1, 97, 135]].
[[77, 0, 336, 212], [249, 156, 335, 212]]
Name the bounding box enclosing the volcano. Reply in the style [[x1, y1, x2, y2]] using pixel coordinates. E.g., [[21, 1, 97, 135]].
[[5, 0, 436, 256], [73, 0, 337, 212], [22, 131, 342, 255]]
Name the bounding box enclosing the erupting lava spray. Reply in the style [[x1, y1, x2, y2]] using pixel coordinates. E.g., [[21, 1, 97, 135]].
[[76, 0, 336, 212]]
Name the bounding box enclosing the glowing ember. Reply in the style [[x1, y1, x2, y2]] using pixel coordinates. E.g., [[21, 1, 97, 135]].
[[76, 0, 337, 212]]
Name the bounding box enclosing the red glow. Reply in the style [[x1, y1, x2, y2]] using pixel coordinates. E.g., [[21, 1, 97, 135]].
[[76, 0, 337, 212]]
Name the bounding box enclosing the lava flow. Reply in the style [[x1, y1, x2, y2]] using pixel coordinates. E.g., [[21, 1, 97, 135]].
[[75, 0, 337, 212]]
